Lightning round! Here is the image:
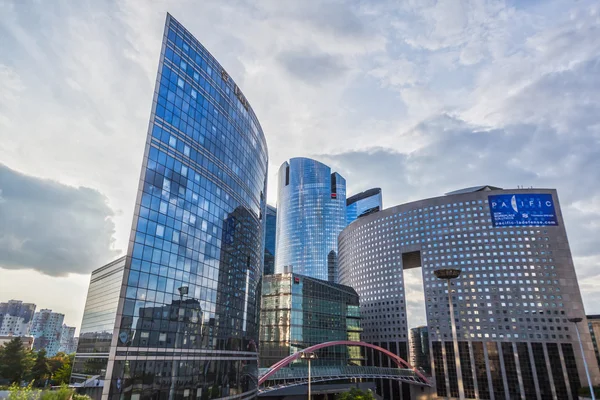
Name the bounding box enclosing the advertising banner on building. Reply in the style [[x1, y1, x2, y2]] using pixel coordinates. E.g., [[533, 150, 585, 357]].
[[488, 193, 558, 227]]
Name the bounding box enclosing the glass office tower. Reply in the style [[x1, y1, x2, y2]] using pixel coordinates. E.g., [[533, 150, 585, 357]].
[[89, 14, 268, 400], [259, 272, 361, 368], [263, 205, 276, 275], [339, 186, 600, 400], [346, 188, 382, 224], [275, 158, 346, 282]]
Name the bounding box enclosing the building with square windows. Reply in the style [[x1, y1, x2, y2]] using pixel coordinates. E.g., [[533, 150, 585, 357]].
[[338, 185, 600, 400]]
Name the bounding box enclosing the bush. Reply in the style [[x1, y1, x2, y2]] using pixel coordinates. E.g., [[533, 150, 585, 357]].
[[72, 394, 92, 400], [40, 384, 72, 400]]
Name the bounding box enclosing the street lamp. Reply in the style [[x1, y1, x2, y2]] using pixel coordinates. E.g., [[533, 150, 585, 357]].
[[300, 351, 317, 400], [434, 268, 464, 400], [569, 317, 596, 400]]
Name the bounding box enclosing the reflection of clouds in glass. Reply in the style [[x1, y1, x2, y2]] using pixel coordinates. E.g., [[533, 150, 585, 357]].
[[403, 268, 427, 329]]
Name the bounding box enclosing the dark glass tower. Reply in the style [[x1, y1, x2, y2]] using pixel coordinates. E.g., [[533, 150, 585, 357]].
[[93, 14, 268, 400], [346, 187, 382, 224], [275, 158, 346, 282], [263, 205, 276, 275]]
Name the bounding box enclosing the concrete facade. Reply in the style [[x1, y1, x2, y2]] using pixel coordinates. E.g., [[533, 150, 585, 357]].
[[339, 186, 599, 399]]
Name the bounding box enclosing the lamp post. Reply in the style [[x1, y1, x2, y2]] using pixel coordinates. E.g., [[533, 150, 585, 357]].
[[300, 351, 317, 400], [569, 317, 596, 400], [434, 268, 464, 400]]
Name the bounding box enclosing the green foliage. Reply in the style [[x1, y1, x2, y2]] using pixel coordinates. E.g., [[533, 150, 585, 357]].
[[40, 384, 72, 400], [30, 350, 50, 387], [72, 394, 92, 400], [0, 338, 31, 384], [52, 362, 72, 386], [8, 382, 41, 400], [336, 388, 376, 400]]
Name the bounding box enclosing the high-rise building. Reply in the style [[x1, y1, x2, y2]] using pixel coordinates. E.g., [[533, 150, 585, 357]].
[[259, 272, 361, 368], [0, 300, 36, 337], [588, 315, 600, 371], [409, 326, 430, 375], [31, 309, 65, 356], [339, 186, 600, 400], [263, 205, 276, 275], [275, 157, 346, 282], [71, 256, 125, 387], [59, 324, 77, 354], [71, 13, 268, 400], [346, 188, 382, 225]]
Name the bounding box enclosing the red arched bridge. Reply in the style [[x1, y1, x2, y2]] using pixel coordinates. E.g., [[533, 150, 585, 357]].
[[258, 341, 432, 393]]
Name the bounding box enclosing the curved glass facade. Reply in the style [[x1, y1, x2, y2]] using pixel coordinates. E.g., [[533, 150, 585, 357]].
[[103, 14, 268, 400], [274, 158, 346, 282], [339, 187, 599, 399]]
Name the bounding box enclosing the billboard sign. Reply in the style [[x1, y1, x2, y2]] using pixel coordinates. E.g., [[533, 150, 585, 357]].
[[488, 193, 558, 227]]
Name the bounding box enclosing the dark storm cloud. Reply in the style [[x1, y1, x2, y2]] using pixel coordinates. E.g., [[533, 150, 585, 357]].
[[0, 164, 120, 276]]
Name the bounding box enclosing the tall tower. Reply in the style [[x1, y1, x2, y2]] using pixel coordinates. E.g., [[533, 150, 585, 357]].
[[263, 205, 277, 275], [275, 157, 346, 282], [346, 187, 382, 224], [74, 14, 268, 400]]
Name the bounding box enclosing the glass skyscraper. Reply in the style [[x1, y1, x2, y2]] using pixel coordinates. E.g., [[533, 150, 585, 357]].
[[275, 158, 346, 282], [71, 14, 269, 400], [346, 187, 382, 224], [263, 205, 276, 276]]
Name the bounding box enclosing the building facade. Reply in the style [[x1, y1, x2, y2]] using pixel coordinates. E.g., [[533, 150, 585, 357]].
[[263, 205, 276, 275], [59, 324, 77, 354], [275, 158, 346, 282], [339, 186, 600, 400], [81, 14, 269, 400], [0, 300, 36, 337], [409, 326, 430, 375], [588, 315, 600, 371], [259, 272, 361, 368], [346, 188, 382, 225], [31, 309, 65, 356], [71, 257, 126, 387]]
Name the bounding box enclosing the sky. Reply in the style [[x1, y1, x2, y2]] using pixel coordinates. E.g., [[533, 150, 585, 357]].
[[0, 0, 599, 331]]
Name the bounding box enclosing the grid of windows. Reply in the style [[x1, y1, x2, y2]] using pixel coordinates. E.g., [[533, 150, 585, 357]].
[[71, 257, 125, 384], [275, 158, 346, 282], [338, 187, 598, 399], [259, 273, 361, 368], [101, 14, 268, 400]]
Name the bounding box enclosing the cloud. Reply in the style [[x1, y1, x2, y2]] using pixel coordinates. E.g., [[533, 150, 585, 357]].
[[277, 50, 349, 84], [0, 164, 120, 276]]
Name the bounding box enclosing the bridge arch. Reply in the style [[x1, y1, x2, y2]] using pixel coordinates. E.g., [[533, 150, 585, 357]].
[[258, 340, 431, 385]]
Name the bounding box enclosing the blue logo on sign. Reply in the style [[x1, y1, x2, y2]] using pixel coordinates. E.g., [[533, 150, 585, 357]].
[[488, 194, 558, 227]]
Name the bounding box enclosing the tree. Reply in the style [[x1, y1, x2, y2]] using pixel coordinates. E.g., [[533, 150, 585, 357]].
[[336, 388, 376, 400], [48, 352, 69, 375], [30, 349, 50, 386], [0, 338, 29, 384], [52, 361, 72, 385]]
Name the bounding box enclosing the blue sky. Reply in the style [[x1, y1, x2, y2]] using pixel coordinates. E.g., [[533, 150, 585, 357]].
[[0, 0, 599, 329]]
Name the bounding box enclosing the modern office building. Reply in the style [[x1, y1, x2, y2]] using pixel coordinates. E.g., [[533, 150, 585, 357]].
[[588, 315, 600, 371], [263, 205, 277, 275], [31, 309, 65, 356], [70, 13, 269, 400], [339, 186, 600, 400], [58, 324, 78, 354], [275, 157, 346, 282], [0, 300, 36, 337], [409, 326, 430, 375], [346, 188, 382, 225], [71, 257, 125, 387], [259, 272, 361, 368]]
